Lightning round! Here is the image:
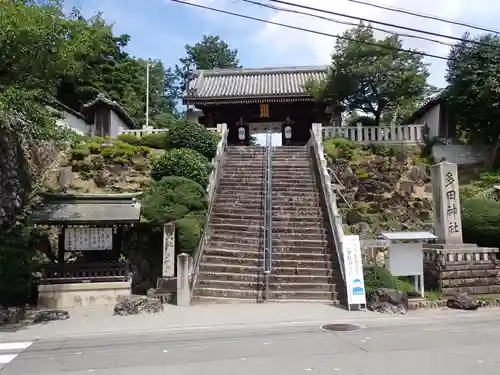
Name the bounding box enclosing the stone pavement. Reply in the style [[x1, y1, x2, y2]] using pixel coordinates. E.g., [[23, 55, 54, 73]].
[[1, 302, 499, 343]]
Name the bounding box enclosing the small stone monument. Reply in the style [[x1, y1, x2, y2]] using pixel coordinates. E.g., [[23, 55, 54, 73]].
[[56, 167, 72, 192], [430, 161, 462, 244]]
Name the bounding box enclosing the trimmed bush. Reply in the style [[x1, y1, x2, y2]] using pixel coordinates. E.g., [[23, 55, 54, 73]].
[[141, 132, 169, 149], [117, 133, 143, 146], [363, 264, 397, 292], [165, 121, 218, 160], [140, 176, 207, 225], [151, 148, 210, 187], [175, 217, 203, 254], [324, 137, 358, 161], [462, 196, 500, 247]]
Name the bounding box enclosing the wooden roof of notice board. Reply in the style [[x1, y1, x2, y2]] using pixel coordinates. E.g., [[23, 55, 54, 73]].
[[30, 193, 142, 225], [183, 65, 329, 105]]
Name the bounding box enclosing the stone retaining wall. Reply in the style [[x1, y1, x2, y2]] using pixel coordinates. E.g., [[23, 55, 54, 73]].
[[423, 247, 500, 296]]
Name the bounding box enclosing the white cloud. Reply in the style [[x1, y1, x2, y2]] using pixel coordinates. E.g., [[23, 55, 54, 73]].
[[252, 0, 500, 87]]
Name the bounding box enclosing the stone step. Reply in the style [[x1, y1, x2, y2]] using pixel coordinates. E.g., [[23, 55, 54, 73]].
[[197, 279, 335, 292], [272, 225, 327, 234], [208, 223, 263, 233], [210, 212, 264, 221], [208, 224, 328, 236], [272, 173, 315, 180], [272, 209, 322, 217], [215, 197, 263, 205], [273, 238, 328, 248], [216, 193, 263, 200], [273, 162, 310, 167], [199, 271, 335, 284], [222, 164, 264, 169], [272, 185, 317, 192], [273, 215, 325, 224], [203, 242, 262, 252], [213, 202, 263, 210], [269, 290, 337, 301], [272, 181, 316, 188], [202, 248, 334, 261], [212, 207, 263, 216], [202, 256, 332, 269], [220, 179, 263, 186], [193, 288, 260, 300], [273, 233, 327, 242], [208, 234, 262, 245], [272, 191, 320, 198], [272, 198, 321, 206], [193, 287, 337, 301], [209, 217, 263, 226], [199, 263, 335, 276]]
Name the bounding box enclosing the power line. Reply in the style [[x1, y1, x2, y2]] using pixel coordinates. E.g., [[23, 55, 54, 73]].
[[264, 0, 500, 50], [241, 0, 455, 48], [347, 0, 500, 36], [170, 0, 451, 61]]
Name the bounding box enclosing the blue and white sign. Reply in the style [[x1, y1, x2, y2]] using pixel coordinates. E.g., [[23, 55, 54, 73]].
[[342, 235, 367, 306]]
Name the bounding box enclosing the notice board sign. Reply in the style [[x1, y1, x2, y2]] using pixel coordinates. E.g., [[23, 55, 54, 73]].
[[342, 235, 367, 307]]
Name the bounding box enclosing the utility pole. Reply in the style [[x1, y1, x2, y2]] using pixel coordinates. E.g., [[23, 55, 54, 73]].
[[145, 62, 150, 129]]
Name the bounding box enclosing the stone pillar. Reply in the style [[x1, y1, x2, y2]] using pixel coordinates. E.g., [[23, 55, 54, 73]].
[[176, 253, 191, 306], [162, 223, 175, 277], [430, 161, 463, 244], [217, 123, 227, 133], [312, 123, 322, 143]]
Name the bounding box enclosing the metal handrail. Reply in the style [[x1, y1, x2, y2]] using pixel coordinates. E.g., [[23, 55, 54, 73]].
[[327, 167, 353, 210], [262, 130, 273, 300]]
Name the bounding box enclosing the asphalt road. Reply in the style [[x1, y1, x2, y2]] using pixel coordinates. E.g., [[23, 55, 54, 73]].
[[1, 312, 500, 375]]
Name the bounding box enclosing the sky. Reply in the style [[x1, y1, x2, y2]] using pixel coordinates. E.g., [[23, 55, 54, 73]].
[[64, 0, 500, 89]]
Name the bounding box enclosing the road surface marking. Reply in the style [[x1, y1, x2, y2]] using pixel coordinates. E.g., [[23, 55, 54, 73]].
[[0, 341, 33, 365]]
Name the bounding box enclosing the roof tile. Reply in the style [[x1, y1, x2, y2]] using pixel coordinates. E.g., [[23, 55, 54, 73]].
[[185, 66, 328, 102]]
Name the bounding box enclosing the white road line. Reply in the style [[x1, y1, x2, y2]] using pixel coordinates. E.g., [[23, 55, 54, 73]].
[[0, 341, 34, 365], [0, 342, 33, 351], [0, 354, 18, 364]]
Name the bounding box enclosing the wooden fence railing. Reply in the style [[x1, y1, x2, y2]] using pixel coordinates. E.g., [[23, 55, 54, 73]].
[[40, 261, 130, 284]]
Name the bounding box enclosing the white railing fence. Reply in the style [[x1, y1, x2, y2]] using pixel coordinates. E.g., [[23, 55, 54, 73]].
[[322, 124, 425, 145], [120, 125, 218, 138]]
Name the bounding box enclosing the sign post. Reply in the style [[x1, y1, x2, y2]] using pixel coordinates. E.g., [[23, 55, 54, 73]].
[[342, 235, 367, 310]]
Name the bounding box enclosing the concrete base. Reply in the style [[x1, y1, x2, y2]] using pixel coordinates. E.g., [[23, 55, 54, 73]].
[[38, 282, 131, 309]]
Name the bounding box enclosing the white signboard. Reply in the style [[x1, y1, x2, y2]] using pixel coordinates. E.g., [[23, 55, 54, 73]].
[[64, 227, 113, 251], [342, 235, 367, 306]]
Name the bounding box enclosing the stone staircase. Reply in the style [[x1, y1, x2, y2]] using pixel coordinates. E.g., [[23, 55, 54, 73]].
[[193, 146, 265, 302], [270, 146, 343, 303], [193, 145, 344, 304]]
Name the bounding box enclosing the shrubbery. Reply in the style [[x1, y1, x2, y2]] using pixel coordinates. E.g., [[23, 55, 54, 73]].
[[165, 121, 218, 160], [324, 137, 358, 161], [140, 176, 207, 253], [462, 196, 500, 247], [151, 148, 210, 188]]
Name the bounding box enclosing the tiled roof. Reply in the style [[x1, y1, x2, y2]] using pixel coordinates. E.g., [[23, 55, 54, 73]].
[[31, 193, 142, 225], [404, 89, 445, 124], [84, 93, 137, 129], [184, 65, 328, 104]]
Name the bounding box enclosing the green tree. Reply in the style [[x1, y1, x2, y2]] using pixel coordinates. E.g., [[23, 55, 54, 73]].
[[446, 32, 500, 165], [175, 35, 241, 92], [308, 25, 430, 125], [0, 1, 99, 141], [55, 10, 179, 127]]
